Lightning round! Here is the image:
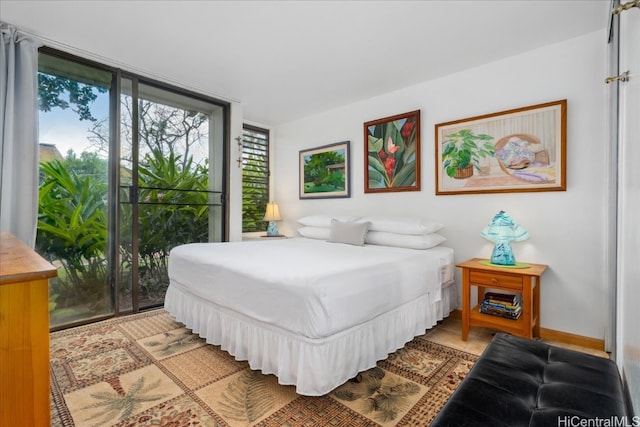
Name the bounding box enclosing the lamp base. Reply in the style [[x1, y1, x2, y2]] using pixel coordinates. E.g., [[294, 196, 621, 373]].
[[490, 241, 516, 265], [266, 221, 279, 237]]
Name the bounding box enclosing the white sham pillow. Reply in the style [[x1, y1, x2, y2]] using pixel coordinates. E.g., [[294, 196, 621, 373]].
[[358, 216, 444, 235], [365, 231, 446, 249], [297, 226, 331, 240], [297, 214, 360, 228], [328, 220, 371, 246]]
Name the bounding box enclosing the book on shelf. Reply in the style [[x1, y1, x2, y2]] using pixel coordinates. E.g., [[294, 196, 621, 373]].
[[480, 306, 522, 320], [481, 300, 521, 313], [482, 300, 520, 311], [480, 291, 522, 320], [484, 292, 520, 305]]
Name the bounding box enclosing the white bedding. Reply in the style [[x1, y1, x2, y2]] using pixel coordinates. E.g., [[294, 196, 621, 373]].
[[168, 238, 451, 338], [165, 237, 455, 395]]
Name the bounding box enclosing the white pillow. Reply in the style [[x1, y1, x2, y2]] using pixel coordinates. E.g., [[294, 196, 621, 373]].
[[297, 214, 360, 228], [297, 226, 330, 240], [329, 220, 371, 246], [358, 216, 444, 235], [365, 231, 446, 249]]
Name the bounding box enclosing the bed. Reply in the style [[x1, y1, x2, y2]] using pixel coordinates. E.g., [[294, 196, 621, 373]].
[[165, 218, 456, 396]]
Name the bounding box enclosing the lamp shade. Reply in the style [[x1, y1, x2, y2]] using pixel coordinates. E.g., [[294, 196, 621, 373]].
[[263, 203, 282, 222], [481, 210, 529, 243], [481, 211, 528, 265]]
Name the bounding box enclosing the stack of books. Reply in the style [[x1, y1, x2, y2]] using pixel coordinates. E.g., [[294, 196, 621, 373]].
[[480, 292, 522, 320]]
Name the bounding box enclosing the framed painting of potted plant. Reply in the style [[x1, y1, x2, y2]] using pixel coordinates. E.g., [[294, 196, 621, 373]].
[[435, 100, 567, 195], [299, 141, 350, 199], [364, 110, 420, 193]]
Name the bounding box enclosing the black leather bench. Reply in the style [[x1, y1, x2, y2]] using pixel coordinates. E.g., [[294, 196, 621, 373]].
[[431, 333, 628, 427]]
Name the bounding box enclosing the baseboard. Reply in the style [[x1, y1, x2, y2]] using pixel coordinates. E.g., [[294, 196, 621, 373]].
[[446, 309, 605, 351], [539, 328, 605, 351]]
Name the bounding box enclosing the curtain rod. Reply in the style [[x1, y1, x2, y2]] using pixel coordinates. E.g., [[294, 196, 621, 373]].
[[611, 0, 639, 14]]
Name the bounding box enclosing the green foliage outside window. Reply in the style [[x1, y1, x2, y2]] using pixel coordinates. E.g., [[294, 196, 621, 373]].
[[242, 126, 269, 233], [37, 158, 109, 315], [37, 58, 218, 322], [125, 150, 211, 303], [37, 150, 212, 319]]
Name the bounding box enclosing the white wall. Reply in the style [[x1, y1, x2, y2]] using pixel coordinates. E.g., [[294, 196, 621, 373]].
[[272, 30, 608, 340], [228, 101, 245, 241]]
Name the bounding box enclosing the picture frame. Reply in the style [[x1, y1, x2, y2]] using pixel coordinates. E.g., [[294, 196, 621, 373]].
[[435, 100, 567, 195], [364, 110, 421, 193], [299, 141, 350, 199]]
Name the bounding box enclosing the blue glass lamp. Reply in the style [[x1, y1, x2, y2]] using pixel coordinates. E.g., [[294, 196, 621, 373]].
[[263, 202, 282, 237], [480, 211, 529, 265]]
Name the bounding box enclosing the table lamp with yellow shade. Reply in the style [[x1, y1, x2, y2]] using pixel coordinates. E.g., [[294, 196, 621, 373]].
[[263, 202, 282, 237]]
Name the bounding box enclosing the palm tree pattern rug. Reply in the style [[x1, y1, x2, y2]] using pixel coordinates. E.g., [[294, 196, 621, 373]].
[[50, 309, 477, 427]]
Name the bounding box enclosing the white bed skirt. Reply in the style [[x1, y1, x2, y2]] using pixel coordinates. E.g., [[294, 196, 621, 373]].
[[165, 279, 457, 396]]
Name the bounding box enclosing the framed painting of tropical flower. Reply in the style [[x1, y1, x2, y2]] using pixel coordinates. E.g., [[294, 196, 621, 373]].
[[364, 110, 420, 193]]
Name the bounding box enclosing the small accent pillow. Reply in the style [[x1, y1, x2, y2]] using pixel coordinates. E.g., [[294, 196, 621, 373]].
[[358, 216, 444, 235], [297, 226, 331, 240], [365, 231, 446, 250], [329, 220, 371, 246], [297, 214, 360, 228]]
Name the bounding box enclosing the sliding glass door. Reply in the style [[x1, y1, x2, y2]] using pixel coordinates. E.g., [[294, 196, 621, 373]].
[[119, 79, 227, 311], [37, 52, 114, 328], [37, 49, 228, 328]]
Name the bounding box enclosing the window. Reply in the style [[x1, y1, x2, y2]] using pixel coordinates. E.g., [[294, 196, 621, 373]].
[[37, 48, 229, 329], [242, 125, 270, 232]]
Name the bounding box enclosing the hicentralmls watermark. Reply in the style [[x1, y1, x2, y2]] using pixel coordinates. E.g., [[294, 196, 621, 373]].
[[557, 416, 640, 427]]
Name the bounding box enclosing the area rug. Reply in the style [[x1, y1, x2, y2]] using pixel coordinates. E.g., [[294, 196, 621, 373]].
[[50, 309, 477, 427]]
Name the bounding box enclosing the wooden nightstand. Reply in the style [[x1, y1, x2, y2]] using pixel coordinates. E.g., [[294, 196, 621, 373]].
[[242, 235, 288, 241], [457, 258, 547, 341]]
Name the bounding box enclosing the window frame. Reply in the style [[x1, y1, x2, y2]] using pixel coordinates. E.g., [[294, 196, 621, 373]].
[[37, 46, 231, 329], [241, 124, 270, 233]]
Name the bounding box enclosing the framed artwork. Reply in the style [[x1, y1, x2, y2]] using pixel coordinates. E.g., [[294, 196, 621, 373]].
[[299, 141, 350, 199], [364, 110, 421, 193], [435, 100, 567, 195]]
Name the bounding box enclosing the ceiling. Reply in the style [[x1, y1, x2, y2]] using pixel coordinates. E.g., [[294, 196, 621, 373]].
[[2, 1, 608, 126]]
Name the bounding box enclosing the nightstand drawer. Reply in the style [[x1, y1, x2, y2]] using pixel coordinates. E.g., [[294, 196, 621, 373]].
[[470, 270, 523, 290]]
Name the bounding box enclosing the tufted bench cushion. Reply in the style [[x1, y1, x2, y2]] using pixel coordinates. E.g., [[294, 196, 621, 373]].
[[431, 333, 628, 427]]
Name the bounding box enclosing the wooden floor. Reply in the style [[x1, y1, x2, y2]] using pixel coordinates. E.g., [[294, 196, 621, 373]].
[[426, 315, 609, 358]]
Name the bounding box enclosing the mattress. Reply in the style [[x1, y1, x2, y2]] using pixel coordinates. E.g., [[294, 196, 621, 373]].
[[165, 237, 456, 395], [168, 238, 453, 339]]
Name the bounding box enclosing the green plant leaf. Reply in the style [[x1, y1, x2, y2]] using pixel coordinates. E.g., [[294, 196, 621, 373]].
[[391, 162, 416, 187], [368, 155, 386, 175], [445, 164, 458, 178], [368, 135, 383, 153], [440, 128, 495, 176], [402, 141, 415, 165], [368, 167, 385, 187], [442, 142, 455, 158]]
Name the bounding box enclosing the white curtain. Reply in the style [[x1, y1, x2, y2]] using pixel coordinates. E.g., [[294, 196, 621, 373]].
[[0, 23, 41, 248]]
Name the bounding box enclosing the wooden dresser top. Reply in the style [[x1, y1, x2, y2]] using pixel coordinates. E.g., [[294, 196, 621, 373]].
[[0, 232, 57, 285]]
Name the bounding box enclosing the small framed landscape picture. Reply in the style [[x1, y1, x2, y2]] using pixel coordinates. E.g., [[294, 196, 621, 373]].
[[299, 141, 350, 199], [364, 110, 421, 193]]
